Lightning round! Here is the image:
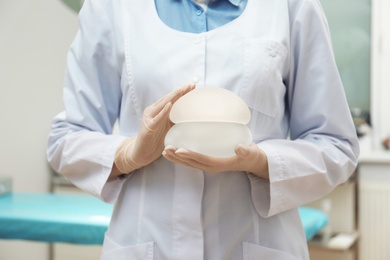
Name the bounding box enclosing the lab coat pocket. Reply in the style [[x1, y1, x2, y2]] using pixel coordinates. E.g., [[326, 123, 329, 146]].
[[242, 242, 299, 260], [101, 234, 154, 260], [242, 39, 287, 118]]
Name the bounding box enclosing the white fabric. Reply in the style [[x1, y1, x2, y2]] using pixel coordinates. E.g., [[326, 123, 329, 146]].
[[47, 0, 359, 259]]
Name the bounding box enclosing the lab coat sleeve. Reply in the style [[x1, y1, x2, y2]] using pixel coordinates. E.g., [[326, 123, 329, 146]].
[[249, 0, 360, 217], [47, 0, 127, 203]]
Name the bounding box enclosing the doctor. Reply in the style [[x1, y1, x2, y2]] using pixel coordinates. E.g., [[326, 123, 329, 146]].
[[47, 0, 359, 259]]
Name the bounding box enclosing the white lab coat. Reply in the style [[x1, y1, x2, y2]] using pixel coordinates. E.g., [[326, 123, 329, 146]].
[[47, 0, 359, 259]]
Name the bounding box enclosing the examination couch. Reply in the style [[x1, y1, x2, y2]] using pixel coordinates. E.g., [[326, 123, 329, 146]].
[[0, 193, 328, 245]]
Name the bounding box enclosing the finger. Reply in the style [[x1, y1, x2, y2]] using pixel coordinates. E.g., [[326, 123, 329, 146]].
[[152, 101, 172, 125], [164, 148, 205, 167], [174, 148, 229, 168], [163, 146, 179, 157], [150, 84, 195, 117], [164, 84, 195, 106], [163, 150, 195, 168], [235, 144, 250, 158], [167, 155, 207, 171], [164, 145, 177, 153], [143, 102, 172, 131], [175, 148, 212, 163], [146, 93, 174, 118], [165, 149, 237, 174], [176, 148, 238, 164]]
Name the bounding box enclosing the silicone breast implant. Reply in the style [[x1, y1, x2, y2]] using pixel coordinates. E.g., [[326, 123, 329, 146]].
[[165, 87, 252, 157]]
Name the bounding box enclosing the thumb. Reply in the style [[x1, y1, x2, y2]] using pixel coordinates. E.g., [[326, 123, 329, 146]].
[[235, 144, 250, 157]]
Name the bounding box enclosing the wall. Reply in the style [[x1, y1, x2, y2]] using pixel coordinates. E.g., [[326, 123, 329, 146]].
[[371, 0, 390, 144], [0, 0, 78, 259], [320, 0, 371, 111]]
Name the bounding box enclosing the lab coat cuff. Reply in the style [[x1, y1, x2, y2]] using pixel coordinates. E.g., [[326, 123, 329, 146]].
[[97, 135, 129, 204], [248, 142, 286, 217]]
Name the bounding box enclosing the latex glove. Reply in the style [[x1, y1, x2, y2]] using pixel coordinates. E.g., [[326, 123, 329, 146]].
[[162, 143, 269, 179], [114, 84, 196, 174]]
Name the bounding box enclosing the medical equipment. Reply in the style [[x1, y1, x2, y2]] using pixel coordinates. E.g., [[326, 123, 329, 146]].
[[0, 193, 111, 244], [0, 193, 328, 243], [165, 87, 252, 157]]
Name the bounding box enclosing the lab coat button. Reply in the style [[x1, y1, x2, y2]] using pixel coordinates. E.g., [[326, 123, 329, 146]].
[[192, 77, 199, 83], [270, 50, 277, 57]]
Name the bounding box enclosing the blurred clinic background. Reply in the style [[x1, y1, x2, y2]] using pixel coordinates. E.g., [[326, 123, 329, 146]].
[[1, 0, 390, 259]]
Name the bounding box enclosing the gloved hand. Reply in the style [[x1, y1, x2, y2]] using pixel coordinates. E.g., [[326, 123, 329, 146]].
[[162, 143, 269, 179], [114, 84, 195, 174]]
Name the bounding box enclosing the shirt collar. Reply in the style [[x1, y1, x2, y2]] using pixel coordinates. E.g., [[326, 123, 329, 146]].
[[209, 0, 242, 6], [226, 0, 242, 6], [177, 0, 242, 7]]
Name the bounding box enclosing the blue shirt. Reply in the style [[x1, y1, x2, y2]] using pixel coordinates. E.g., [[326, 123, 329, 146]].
[[154, 0, 247, 33]]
